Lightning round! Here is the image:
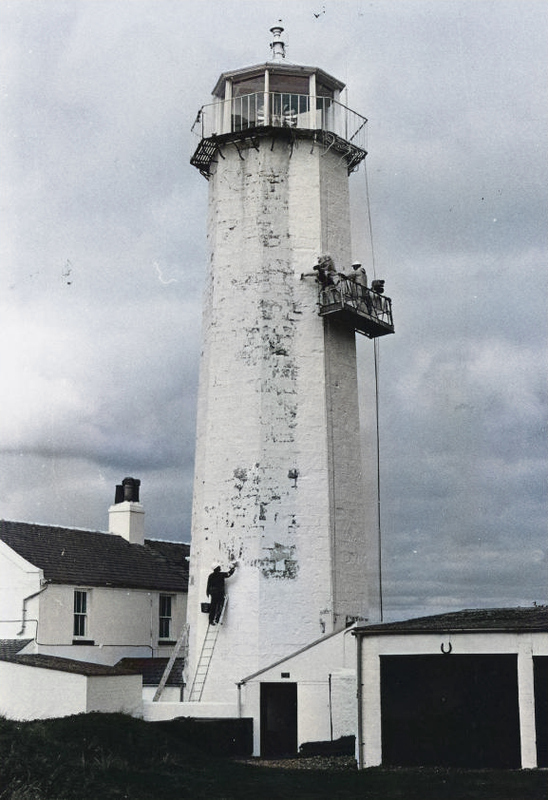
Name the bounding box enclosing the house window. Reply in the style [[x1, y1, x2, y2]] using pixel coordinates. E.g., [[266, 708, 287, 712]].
[[73, 590, 87, 637], [159, 594, 173, 639]]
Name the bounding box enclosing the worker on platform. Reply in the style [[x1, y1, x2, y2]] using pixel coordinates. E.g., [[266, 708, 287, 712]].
[[349, 261, 371, 312], [303, 255, 339, 287], [312, 254, 341, 307], [207, 561, 237, 625], [318, 254, 339, 285], [351, 261, 368, 290]]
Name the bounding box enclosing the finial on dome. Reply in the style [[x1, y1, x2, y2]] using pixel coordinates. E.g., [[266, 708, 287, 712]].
[[269, 24, 286, 60]]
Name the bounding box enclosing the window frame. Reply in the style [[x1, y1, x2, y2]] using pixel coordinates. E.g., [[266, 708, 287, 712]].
[[73, 589, 88, 638], [159, 594, 173, 640]]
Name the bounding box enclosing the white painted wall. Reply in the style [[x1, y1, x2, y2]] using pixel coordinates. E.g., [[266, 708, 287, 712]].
[[187, 131, 376, 704], [356, 630, 548, 769], [517, 648, 537, 769], [86, 674, 143, 716], [330, 669, 358, 740], [12, 581, 186, 665], [239, 627, 357, 755], [142, 686, 182, 703], [0, 661, 86, 720], [0, 540, 42, 639], [0, 661, 143, 720]]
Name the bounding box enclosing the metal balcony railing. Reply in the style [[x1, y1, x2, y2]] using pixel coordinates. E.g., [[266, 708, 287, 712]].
[[318, 277, 394, 338], [191, 92, 368, 175]]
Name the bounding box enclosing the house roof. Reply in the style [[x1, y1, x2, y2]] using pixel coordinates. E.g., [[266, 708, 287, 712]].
[[0, 641, 138, 676], [0, 520, 189, 592], [0, 641, 183, 683], [144, 539, 190, 574], [117, 657, 184, 686], [0, 639, 32, 658], [354, 607, 548, 637]]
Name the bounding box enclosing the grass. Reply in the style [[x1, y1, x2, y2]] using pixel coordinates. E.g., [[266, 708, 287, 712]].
[[0, 713, 545, 800]]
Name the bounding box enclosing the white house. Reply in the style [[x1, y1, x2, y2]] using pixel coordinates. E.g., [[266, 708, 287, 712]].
[[353, 607, 548, 770], [0, 479, 190, 720]]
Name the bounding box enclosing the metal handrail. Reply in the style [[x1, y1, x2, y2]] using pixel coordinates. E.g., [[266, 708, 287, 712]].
[[319, 277, 394, 331], [192, 92, 367, 151]]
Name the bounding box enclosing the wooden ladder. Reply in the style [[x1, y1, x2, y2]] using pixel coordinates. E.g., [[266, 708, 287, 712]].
[[152, 623, 189, 702], [188, 596, 228, 702]]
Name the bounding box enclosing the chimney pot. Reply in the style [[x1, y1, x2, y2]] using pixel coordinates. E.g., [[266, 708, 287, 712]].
[[109, 478, 144, 545], [122, 477, 140, 503]]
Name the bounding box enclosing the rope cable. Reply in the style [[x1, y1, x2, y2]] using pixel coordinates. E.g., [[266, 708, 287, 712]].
[[363, 156, 384, 622], [363, 154, 376, 280]]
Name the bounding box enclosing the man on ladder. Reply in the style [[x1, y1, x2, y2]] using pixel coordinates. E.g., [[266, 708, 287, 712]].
[[206, 561, 237, 625]]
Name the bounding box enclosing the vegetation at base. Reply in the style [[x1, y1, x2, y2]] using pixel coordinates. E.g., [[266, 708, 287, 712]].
[[0, 713, 546, 800]]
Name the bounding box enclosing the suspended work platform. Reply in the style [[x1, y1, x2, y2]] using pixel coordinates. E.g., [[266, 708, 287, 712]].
[[318, 278, 394, 338]]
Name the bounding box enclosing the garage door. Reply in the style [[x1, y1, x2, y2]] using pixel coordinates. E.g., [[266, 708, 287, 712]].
[[380, 654, 520, 768]]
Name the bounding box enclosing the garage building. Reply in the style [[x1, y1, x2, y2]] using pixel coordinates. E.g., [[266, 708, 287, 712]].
[[354, 607, 548, 769]]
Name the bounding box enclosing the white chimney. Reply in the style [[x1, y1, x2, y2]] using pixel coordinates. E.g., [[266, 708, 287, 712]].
[[108, 477, 145, 545]]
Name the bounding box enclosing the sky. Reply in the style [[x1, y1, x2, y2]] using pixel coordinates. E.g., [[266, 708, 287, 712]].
[[1, 0, 546, 621]]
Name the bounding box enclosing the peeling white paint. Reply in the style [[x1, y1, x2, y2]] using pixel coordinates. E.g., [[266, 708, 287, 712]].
[[187, 135, 377, 702]]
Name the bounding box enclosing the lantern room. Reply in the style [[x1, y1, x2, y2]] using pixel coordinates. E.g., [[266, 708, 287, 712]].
[[191, 26, 368, 177]]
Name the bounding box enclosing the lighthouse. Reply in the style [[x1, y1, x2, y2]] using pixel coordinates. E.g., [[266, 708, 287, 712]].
[[186, 27, 394, 705]]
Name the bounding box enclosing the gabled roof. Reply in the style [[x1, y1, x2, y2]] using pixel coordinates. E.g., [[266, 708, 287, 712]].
[[0, 520, 189, 592], [144, 539, 190, 574], [354, 607, 548, 636], [0, 639, 32, 658], [117, 657, 184, 686]]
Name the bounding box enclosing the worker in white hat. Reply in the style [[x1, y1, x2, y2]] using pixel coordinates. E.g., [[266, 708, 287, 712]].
[[206, 561, 238, 625]]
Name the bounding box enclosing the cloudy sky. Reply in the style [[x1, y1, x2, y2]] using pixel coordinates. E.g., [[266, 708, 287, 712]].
[[1, 0, 546, 620]]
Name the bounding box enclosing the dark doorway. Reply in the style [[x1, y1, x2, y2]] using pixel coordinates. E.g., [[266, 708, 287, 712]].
[[380, 655, 520, 768], [260, 682, 298, 757], [534, 656, 548, 767]]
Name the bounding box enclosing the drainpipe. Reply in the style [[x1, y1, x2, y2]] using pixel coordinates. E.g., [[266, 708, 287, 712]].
[[237, 682, 243, 718], [17, 583, 48, 636], [356, 632, 364, 770]]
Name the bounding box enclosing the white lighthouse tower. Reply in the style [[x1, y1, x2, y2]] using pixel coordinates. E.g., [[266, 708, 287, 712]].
[[186, 27, 393, 705]]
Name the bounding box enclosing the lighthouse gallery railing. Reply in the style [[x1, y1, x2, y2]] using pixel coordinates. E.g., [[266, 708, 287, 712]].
[[192, 92, 368, 152]]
